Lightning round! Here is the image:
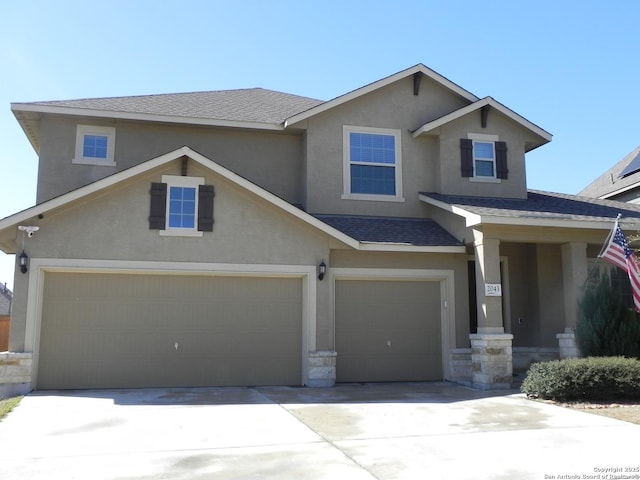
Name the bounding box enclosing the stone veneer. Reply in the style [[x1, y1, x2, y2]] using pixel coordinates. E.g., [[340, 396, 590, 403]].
[[512, 347, 559, 372], [307, 351, 337, 387], [470, 333, 513, 389], [556, 329, 580, 359], [449, 348, 473, 385], [0, 352, 32, 398]]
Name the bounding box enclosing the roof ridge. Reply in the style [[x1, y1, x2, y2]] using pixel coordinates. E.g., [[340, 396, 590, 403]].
[[24, 87, 323, 106]]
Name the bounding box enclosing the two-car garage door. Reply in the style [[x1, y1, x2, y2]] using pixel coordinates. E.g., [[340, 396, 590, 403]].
[[37, 272, 302, 390]]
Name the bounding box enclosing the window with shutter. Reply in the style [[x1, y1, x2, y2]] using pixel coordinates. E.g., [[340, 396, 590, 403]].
[[463, 134, 506, 182], [149, 175, 214, 237]]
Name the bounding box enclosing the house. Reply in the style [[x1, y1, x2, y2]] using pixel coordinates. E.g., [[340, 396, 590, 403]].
[[0, 283, 11, 351], [579, 145, 640, 203], [2, 63, 640, 396]]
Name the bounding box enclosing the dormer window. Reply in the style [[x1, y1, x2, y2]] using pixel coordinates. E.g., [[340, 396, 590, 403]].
[[461, 134, 508, 181], [73, 125, 116, 166], [342, 126, 404, 202], [473, 140, 496, 177]]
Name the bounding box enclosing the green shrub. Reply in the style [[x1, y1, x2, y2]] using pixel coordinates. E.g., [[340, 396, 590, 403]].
[[576, 269, 640, 358], [521, 357, 640, 401]]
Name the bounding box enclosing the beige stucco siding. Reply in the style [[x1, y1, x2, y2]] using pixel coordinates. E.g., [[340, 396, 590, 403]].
[[304, 76, 468, 217], [9, 159, 332, 352], [37, 272, 303, 389], [36, 116, 304, 205]]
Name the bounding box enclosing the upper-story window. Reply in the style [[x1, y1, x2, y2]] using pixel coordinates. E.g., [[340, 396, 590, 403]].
[[73, 125, 116, 166], [149, 175, 215, 237], [342, 126, 404, 202], [473, 140, 495, 177], [461, 134, 508, 182]]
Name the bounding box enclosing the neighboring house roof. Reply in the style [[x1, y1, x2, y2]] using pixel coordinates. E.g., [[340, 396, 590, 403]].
[[0, 283, 11, 316], [411, 96, 552, 152], [579, 145, 640, 199], [0, 147, 466, 254], [420, 190, 640, 229], [313, 215, 463, 249]]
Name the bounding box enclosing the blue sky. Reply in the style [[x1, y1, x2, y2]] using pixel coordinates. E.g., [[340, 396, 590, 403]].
[[1, 0, 639, 288]]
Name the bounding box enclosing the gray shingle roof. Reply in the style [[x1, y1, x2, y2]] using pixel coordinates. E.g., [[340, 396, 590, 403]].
[[423, 190, 640, 222], [28, 88, 324, 125], [313, 215, 462, 246], [579, 145, 640, 198]]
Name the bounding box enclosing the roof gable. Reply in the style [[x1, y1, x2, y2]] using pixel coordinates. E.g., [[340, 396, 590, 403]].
[[283, 64, 479, 127], [0, 146, 356, 252], [411, 97, 552, 151], [0, 147, 464, 254]]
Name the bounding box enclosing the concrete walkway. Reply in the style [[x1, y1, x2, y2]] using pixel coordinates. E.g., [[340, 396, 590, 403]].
[[0, 382, 638, 479]]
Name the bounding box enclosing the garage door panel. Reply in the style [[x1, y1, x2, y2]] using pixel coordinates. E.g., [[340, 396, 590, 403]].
[[38, 272, 303, 389], [336, 279, 442, 383]]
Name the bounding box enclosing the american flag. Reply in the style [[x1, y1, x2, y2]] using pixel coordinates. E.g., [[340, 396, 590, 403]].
[[600, 220, 640, 311]]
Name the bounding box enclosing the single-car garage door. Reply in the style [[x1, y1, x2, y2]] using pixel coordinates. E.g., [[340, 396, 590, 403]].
[[335, 279, 442, 382], [37, 272, 302, 389]]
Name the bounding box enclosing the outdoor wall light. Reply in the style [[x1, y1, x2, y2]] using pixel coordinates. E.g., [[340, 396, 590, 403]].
[[318, 259, 327, 281], [19, 251, 29, 274], [17, 225, 39, 274]]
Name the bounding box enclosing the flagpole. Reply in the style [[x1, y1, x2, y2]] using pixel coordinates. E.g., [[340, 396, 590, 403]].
[[597, 213, 622, 259]]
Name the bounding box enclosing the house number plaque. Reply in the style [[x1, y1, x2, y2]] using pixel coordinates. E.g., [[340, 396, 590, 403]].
[[485, 284, 502, 297]]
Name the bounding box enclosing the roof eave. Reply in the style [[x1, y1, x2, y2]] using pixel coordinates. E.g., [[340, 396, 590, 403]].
[[597, 182, 640, 200], [11, 103, 286, 132], [358, 242, 465, 253], [420, 194, 640, 230]]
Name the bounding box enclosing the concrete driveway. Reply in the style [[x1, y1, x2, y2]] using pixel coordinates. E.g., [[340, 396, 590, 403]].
[[0, 382, 638, 480]]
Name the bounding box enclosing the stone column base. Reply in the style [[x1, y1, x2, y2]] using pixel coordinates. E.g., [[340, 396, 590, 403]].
[[306, 351, 337, 387], [0, 352, 33, 397], [556, 330, 579, 359], [470, 333, 513, 390]]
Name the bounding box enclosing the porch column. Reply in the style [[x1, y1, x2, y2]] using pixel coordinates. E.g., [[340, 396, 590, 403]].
[[470, 229, 513, 389], [557, 242, 587, 358]]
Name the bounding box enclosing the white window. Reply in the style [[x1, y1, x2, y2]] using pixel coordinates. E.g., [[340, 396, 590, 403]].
[[342, 126, 404, 202], [73, 125, 116, 166], [159, 175, 204, 237], [468, 133, 500, 183]]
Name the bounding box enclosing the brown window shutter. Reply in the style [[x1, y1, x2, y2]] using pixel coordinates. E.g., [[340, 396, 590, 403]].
[[495, 141, 508, 179], [149, 182, 167, 230], [197, 184, 215, 232], [460, 138, 473, 177]]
